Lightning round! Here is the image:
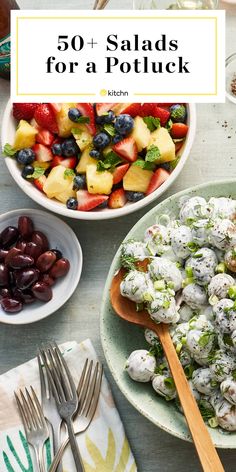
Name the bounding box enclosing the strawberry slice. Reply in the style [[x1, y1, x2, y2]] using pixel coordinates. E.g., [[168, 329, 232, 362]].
[[175, 140, 184, 153], [113, 137, 138, 163], [171, 123, 189, 139], [51, 156, 77, 169], [112, 163, 130, 185], [141, 104, 170, 126], [108, 189, 127, 209], [76, 103, 96, 135], [34, 175, 46, 192], [76, 190, 108, 211], [13, 103, 38, 121], [34, 104, 58, 134], [32, 144, 53, 162], [49, 103, 62, 115], [119, 103, 142, 118], [96, 103, 118, 116], [146, 168, 170, 195], [36, 129, 54, 146]]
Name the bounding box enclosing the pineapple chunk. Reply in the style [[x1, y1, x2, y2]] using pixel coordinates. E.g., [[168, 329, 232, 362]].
[[72, 129, 92, 152], [123, 164, 153, 193], [43, 165, 72, 197], [131, 116, 151, 152], [56, 103, 85, 138], [103, 146, 113, 156], [148, 127, 175, 163], [86, 164, 113, 195], [13, 120, 37, 150], [32, 161, 50, 170], [55, 180, 76, 204], [76, 147, 97, 174]]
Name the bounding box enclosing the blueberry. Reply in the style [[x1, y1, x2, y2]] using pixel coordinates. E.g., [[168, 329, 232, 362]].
[[97, 200, 108, 209], [68, 107, 81, 122], [95, 115, 104, 125], [93, 132, 110, 150], [73, 175, 86, 191], [112, 134, 123, 144], [103, 110, 115, 123], [21, 165, 34, 179], [89, 149, 100, 159], [52, 143, 62, 156], [170, 104, 186, 123], [61, 139, 80, 157], [126, 191, 145, 202], [114, 114, 134, 135], [16, 148, 35, 165], [66, 198, 78, 210]]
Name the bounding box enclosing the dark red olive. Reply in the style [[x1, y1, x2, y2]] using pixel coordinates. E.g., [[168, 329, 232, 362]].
[[16, 239, 27, 252], [18, 216, 34, 239], [0, 226, 19, 248], [0, 287, 11, 299], [21, 290, 36, 304], [25, 242, 43, 261], [9, 271, 16, 287], [15, 268, 39, 290], [32, 282, 53, 302], [11, 287, 24, 302], [36, 251, 56, 273], [1, 297, 23, 313], [51, 249, 63, 260], [49, 258, 70, 278], [0, 264, 9, 286], [31, 231, 49, 252], [5, 247, 22, 265], [9, 254, 34, 269], [0, 249, 8, 262], [41, 273, 55, 287]]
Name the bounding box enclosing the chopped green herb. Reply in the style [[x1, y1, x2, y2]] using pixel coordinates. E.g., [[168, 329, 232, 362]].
[[208, 417, 218, 428], [3, 143, 16, 157], [166, 119, 173, 132], [232, 369, 236, 380], [215, 262, 226, 274], [27, 167, 45, 180], [149, 341, 164, 359], [136, 303, 144, 312], [120, 255, 137, 271], [198, 331, 215, 347], [145, 145, 161, 163], [72, 116, 90, 124], [162, 300, 170, 309], [228, 285, 236, 301], [64, 169, 75, 179], [185, 266, 193, 278], [192, 253, 203, 259], [103, 124, 116, 137], [154, 280, 166, 291], [164, 377, 175, 389], [133, 159, 156, 171], [71, 127, 82, 136], [97, 151, 122, 172], [168, 157, 180, 170], [187, 242, 199, 253], [184, 364, 195, 379], [143, 116, 160, 132], [182, 277, 194, 288], [198, 399, 215, 421]]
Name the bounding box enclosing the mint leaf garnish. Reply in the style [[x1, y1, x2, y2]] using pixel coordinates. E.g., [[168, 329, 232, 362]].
[[145, 145, 161, 163], [103, 124, 116, 137], [143, 116, 160, 132], [3, 143, 16, 157], [27, 167, 45, 180], [64, 169, 75, 179], [97, 151, 122, 172], [133, 159, 155, 171]]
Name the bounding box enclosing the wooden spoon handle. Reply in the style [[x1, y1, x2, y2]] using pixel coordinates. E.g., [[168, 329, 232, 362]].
[[155, 324, 224, 472]]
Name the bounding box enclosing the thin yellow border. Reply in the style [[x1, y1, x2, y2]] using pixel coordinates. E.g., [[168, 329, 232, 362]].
[[16, 15, 219, 98]]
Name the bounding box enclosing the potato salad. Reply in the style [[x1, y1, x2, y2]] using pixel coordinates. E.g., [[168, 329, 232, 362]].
[[120, 195, 236, 431]]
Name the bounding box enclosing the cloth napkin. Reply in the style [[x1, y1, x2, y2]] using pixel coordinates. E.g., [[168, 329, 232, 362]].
[[0, 340, 137, 472]]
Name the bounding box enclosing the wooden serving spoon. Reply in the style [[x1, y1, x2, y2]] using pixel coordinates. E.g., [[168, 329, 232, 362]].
[[110, 267, 225, 472]]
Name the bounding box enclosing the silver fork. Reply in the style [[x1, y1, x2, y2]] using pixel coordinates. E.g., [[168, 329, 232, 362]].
[[15, 387, 49, 472], [40, 343, 84, 472], [37, 352, 63, 472], [48, 359, 103, 472]]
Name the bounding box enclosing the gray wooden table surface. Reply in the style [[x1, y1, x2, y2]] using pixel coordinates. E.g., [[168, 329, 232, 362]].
[[0, 1, 236, 470]]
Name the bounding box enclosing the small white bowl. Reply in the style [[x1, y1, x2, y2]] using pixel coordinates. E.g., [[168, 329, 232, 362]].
[[0, 208, 83, 325], [1, 100, 196, 220]]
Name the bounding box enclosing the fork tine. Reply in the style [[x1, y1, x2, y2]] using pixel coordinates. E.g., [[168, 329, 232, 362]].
[[37, 352, 47, 401], [77, 361, 93, 414], [53, 343, 77, 398], [39, 349, 60, 404], [82, 362, 99, 416], [15, 392, 30, 433], [77, 358, 89, 395], [30, 386, 47, 429], [20, 389, 35, 430], [47, 347, 66, 402], [87, 363, 103, 419], [25, 387, 41, 429], [51, 344, 72, 401]]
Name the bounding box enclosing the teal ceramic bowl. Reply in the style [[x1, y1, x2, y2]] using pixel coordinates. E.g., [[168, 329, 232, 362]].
[[100, 179, 236, 448]]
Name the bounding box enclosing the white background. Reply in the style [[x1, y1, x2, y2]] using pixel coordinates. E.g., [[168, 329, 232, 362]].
[[11, 10, 225, 103]]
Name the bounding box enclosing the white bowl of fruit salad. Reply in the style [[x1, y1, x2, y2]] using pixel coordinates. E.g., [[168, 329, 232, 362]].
[[2, 101, 196, 220]]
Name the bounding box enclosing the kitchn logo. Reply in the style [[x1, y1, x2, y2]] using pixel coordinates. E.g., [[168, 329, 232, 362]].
[[100, 89, 129, 97]]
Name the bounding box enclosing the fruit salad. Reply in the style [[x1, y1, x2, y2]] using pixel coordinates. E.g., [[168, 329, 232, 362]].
[[4, 102, 189, 212]]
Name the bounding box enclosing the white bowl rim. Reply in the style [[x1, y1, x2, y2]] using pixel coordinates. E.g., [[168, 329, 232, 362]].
[[0, 208, 83, 325], [100, 178, 236, 448], [1, 100, 196, 221]]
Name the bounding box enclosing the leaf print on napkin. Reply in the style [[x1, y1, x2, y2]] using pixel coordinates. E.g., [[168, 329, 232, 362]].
[[3, 431, 33, 472], [83, 429, 137, 472]]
